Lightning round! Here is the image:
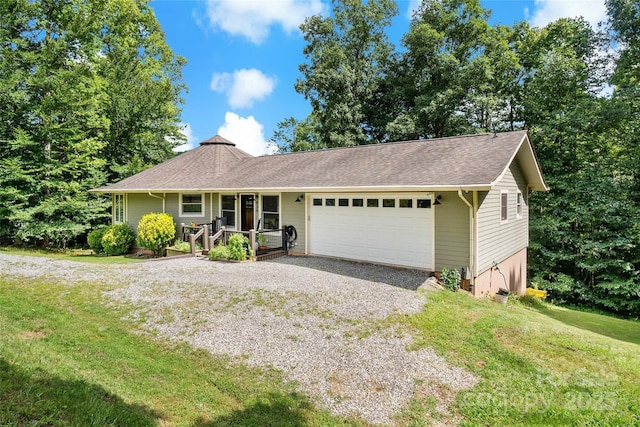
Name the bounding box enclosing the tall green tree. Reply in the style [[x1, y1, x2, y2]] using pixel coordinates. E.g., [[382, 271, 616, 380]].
[[0, 0, 185, 247], [384, 0, 492, 139], [295, 0, 397, 147]]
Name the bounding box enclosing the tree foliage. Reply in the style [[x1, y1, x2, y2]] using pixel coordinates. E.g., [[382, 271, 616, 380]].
[[0, 0, 185, 247], [294, 0, 397, 148]]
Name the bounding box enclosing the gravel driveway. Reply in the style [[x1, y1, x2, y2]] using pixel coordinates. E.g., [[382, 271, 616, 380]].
[[0, 253, 477, 425]]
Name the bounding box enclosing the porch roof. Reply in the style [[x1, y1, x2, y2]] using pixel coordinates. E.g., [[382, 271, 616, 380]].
[[90, 130, 548, 193]]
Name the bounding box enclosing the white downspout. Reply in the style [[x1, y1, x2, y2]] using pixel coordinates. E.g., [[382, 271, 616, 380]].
[[148, 191, 166, 212], [457, 189, 475, 287]]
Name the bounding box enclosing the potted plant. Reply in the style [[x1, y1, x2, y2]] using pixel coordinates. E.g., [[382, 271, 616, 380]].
[[257, 232, 267, 250]]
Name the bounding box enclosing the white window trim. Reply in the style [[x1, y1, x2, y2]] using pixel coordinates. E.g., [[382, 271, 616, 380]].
[[500, 190, 509, 224], [113, 193, 126, 224], [516, 190, 523, 219], [219, 193, 237, 229], [261, 193, 281, 230], [180, 193, 205, 218]]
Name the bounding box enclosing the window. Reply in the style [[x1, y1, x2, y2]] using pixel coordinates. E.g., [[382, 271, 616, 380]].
[[399, 199, 413, 208], [352, 198, 364, 207], [383, 198, 395, 208], [181, 193, 204, 217], [367, 198, 379, 207], [114, 194, 125, 223], [262, 195, 279, 229], [501, 191, 508, 222], [325, 198, 335, 206], [516, 191, 523, 219], [221, 195, 236, 227], [338, 198, 349, 207], [417, 199, 431, 208], [313, 198, 322, 206]]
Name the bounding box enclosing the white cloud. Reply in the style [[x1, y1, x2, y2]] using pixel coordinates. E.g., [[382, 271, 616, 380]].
[[527, 0, 607, 29], [210, 68, 277, 109], [204, 0, 327, 44], [173, 123, 199, 152], [217, 112, 272, 156]]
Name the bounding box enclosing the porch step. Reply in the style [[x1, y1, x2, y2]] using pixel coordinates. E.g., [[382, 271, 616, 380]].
[[255, 250, 287, 261]]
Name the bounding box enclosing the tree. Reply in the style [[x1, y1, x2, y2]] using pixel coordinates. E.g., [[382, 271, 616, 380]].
[[0, 0, 185, 247], [269, 116, 323, 153], [295, 0, 397, 147], [384, 0, 492, 139]]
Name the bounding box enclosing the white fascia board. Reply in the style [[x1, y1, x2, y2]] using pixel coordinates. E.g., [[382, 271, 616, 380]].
[[90, 184, 493, 194]]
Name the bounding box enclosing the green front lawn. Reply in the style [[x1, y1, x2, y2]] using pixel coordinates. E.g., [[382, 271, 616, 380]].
[[401, 291, 640, 426], [0, 246, 143, 264], [0, 277, 357, 426], [1, 263, 638, 426]]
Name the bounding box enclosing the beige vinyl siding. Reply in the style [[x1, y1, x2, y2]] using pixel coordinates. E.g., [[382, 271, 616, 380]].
[[477, 162, 529, 273], [281, 192, 306, 254], [126, 193, 163, 236], [165, 193, 213, 226], [434, 192, 470, 272], [211, 193, 219, 223]]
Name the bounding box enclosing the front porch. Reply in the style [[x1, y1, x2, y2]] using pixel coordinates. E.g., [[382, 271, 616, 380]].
[[179, 222, 290, 261]]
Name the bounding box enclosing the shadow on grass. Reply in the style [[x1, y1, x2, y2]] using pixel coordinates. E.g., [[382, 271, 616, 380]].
[[0, 358, 162, 425], [193, 392, 313, 427], [533, 305, 640, 345]]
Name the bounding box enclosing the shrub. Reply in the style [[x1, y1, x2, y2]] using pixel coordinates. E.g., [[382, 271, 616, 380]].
[[101, 224, 135, 255], [87, 227, 107, 254], [441, 267, 461, 292], [171, 240, 191, 252], [227, 233, 251, 261], [137, 213, 176, 257], [208, 243, 231, 260]]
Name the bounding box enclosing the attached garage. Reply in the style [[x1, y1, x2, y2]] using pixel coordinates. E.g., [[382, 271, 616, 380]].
[[308, 193, 435, 270]]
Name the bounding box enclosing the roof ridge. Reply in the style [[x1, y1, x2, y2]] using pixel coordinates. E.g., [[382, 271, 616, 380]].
[[262, 131, 522, 158]]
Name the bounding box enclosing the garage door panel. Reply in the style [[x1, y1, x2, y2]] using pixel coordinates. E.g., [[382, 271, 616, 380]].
[[309, 194, 434, 270]]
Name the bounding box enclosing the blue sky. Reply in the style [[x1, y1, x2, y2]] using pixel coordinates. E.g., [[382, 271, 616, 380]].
[[150, 0, 609, 155]]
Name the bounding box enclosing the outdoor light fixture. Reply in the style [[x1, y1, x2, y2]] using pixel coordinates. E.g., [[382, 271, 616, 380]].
[[433, 195, 442, 205], [295, 195, 304, 203]]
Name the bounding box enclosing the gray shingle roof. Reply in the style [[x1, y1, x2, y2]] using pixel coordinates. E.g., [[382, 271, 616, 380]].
[[91, 130, 547, 193]]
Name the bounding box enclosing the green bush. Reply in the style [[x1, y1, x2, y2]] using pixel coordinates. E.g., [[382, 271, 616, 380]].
[[171, 240, 191, 252], [227, 233, 251, 261], [102, 224, 135, 255], [87, 227, 107, 254], [208, 243, 231, 260], [137, 213, 176, 257], [441, 267, 461, 292]]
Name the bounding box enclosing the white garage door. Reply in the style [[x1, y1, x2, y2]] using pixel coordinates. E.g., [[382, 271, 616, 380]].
[[309, 193, 434, 270]]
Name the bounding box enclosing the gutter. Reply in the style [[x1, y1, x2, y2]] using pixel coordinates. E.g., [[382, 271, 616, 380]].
[[457, 189, 476, 288], [148, 192, 166, 213]]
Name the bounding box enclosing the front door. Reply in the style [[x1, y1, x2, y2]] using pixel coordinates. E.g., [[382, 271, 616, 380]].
[[240, 194, 255, 231]]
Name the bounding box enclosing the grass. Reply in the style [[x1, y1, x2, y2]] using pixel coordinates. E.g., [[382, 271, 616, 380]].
[[399, 291, 640, 426], [0, 246, 143, 264], [0, 277, 360, 426], [1, 250, 639, 426]]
